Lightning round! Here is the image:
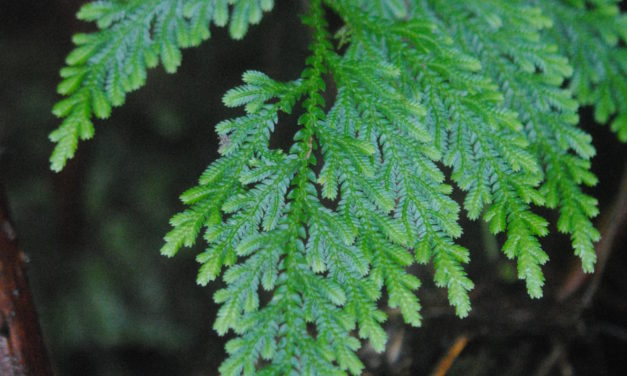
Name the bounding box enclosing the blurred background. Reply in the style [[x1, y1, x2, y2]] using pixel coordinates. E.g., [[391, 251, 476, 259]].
[[0, 1, 626, 375]]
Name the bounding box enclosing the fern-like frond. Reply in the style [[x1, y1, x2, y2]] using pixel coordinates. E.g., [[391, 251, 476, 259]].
[[50, 0, 274, 171], [538, 0, 627, 141], [333, 2, 552, 298], [424, 0, 600, 278], [50, 0, 627, 373]]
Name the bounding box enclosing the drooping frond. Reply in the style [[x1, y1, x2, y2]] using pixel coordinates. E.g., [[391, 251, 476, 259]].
[[537, 0, 627, 141], [157, 0, 616, 372], [423, 0, 599, 292], [326, 4, 476, 316], [331, 1, 552, 297], [50, 0, 274, 171], [51, 0, 627, 374]]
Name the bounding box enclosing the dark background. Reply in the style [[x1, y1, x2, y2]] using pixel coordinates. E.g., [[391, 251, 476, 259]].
[[1, 1, 626, 375]]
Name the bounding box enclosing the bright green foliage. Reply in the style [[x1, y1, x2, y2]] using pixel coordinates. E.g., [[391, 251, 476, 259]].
[[424, 0, 600, 293], [52, 0, 627, 374], [50, 0, 274, 171], [538, 0, 627, 142]]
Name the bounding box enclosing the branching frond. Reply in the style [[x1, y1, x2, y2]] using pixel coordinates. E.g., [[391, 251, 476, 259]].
[[50, 0, 275, 171], [51, 0, 627, 374], [538, 0, 627, 141], [422, 0, 599, 294]]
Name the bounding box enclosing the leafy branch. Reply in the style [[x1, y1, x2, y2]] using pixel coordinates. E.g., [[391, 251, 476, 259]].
[[50, 0, 274, 171], [50, 0, 627, 374]]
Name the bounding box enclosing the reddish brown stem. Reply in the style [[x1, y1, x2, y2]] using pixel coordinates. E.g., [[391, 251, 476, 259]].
[[429, 334, 470, 376], [0, 182, 53, 376]]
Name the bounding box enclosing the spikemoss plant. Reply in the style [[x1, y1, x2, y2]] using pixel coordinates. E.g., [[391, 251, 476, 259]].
[[51, 0, 626, 374]]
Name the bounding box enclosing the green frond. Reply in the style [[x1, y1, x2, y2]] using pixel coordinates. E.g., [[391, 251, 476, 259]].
[[420, 1, 599, 284], [50, 0, 275, 171], [51, 0, 627, 373], [539, 0, 627, 141]]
